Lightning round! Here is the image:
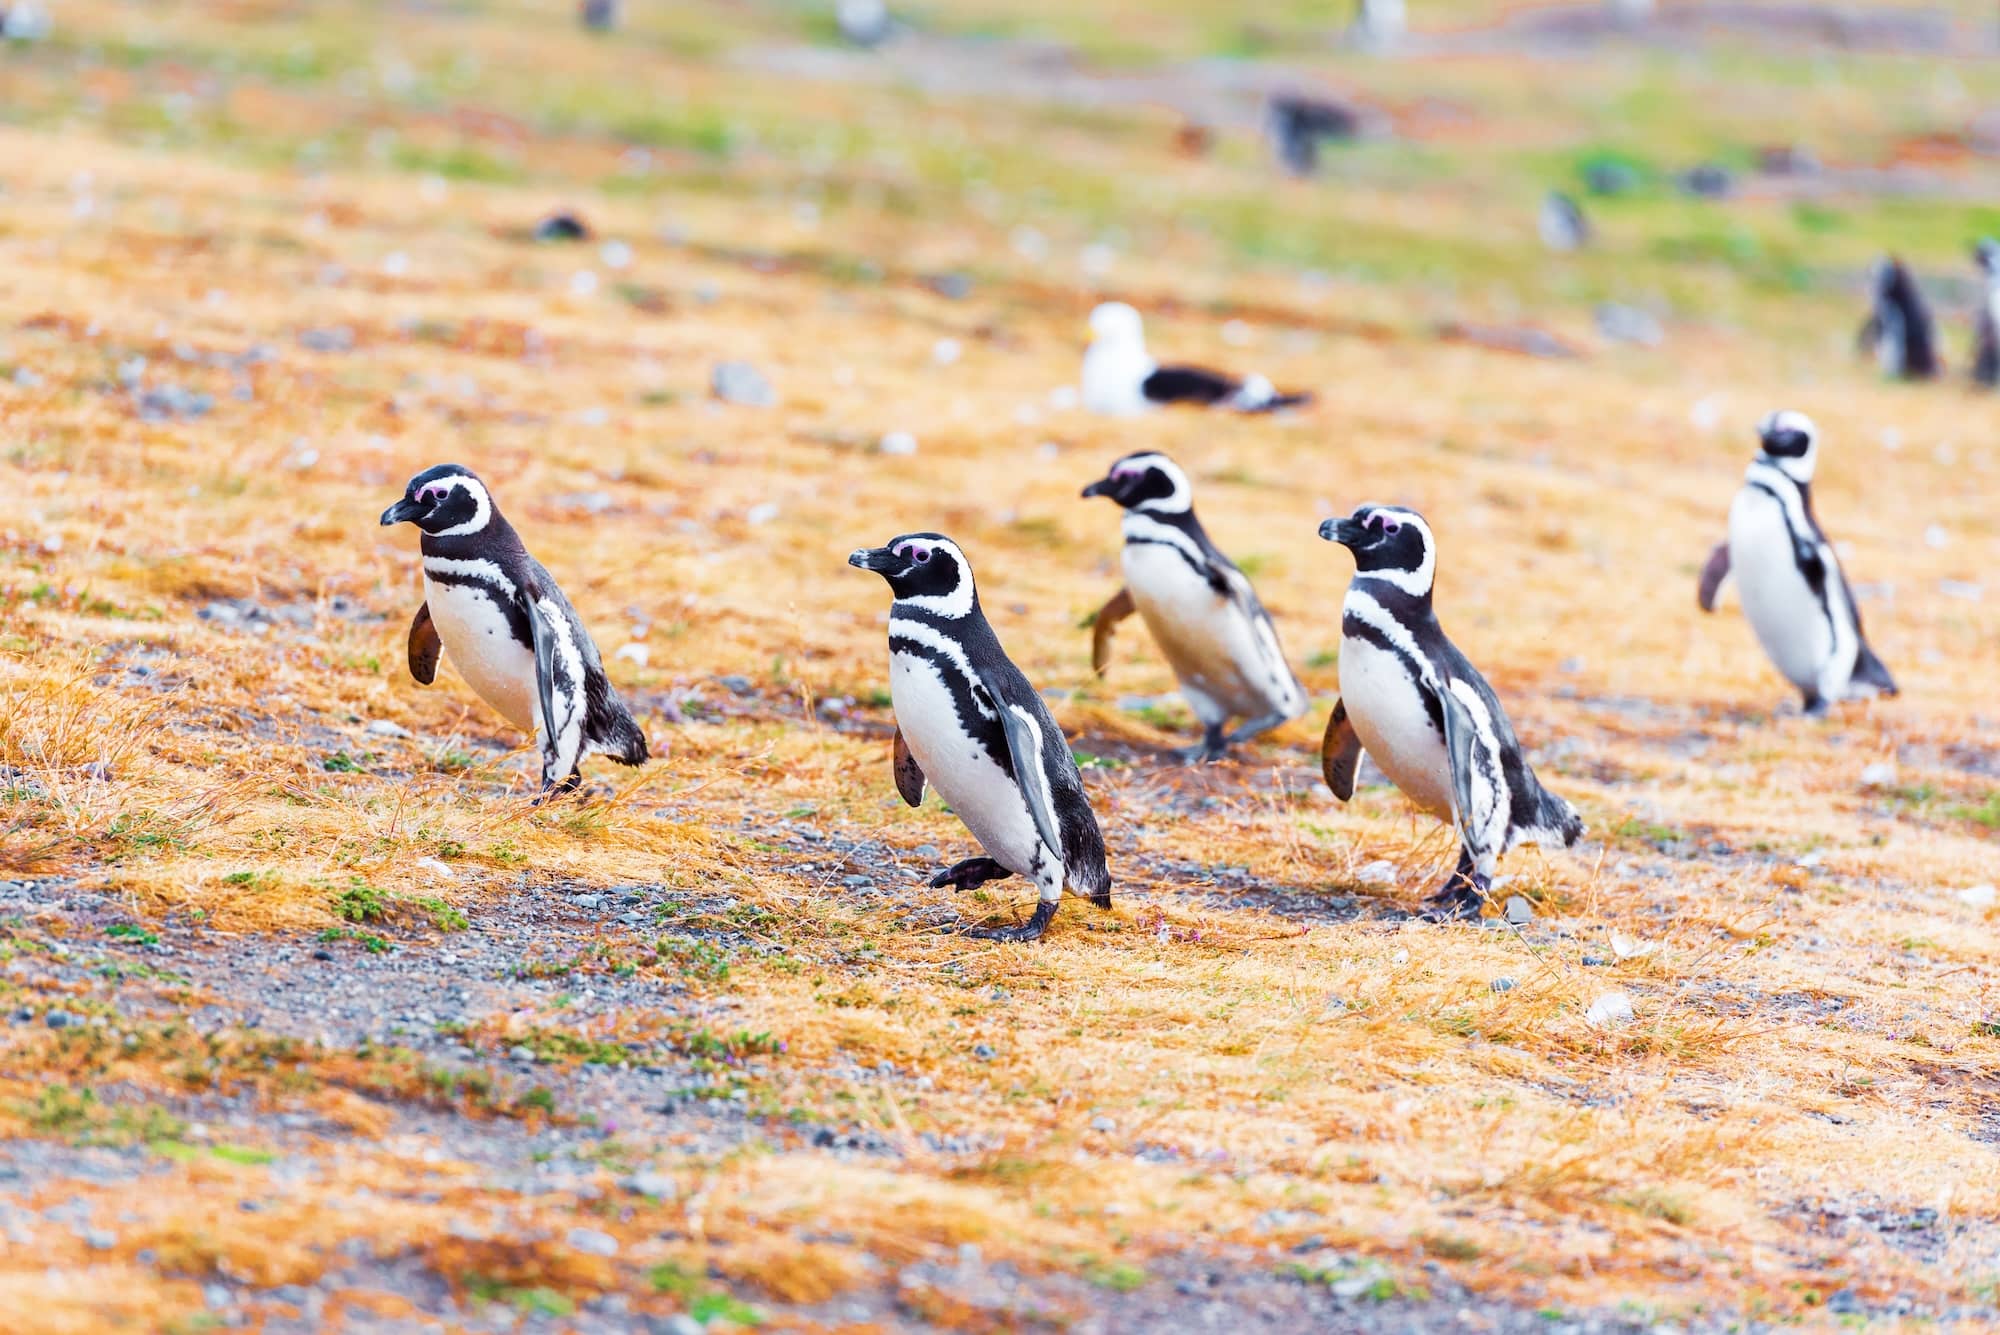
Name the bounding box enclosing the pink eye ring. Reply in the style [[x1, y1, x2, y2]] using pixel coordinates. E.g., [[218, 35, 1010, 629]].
[[1379, 515, 1402, 535], [418, 484, 447, 503], [896, 543, 933, 564]]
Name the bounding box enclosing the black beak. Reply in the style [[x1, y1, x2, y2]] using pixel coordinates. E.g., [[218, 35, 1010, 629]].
[[1080, 476, 1117, 500], [1318, 517, 1361, 546], [847, 546, 898, 573], [381, 498, 421, 527]]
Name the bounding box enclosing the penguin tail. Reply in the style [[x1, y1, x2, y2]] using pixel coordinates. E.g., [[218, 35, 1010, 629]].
[[591, 699, 650, 766], [1852, 642, 1898, 698]]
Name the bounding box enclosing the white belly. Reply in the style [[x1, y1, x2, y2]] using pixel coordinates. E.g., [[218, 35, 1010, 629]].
[[424, 574, 540, 734], [1082, 345, 1154, 416], [1123, 545, 1297, 724], [1727, 489, 1835, 694], [1338, 631, 1452, 820], [889, 650, 1046, 876]]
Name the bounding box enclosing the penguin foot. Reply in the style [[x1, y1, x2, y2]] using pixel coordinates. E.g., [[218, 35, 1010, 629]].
[[1175, 727, 1230, 764], [930, 857, 1013, 891], [1225, 711, 1292, 746], [1422, 872, 1489, 922], [962, 899, 1058, 942], [1801, 694, 1830, 718], [532, 767, 586, 806]]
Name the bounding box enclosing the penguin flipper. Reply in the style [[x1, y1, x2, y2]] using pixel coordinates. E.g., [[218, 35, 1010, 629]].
[[892, 726, 927, 807], [996, 701, 1066, 863], [1696, 542, 1731, 612], [1320, 698, 1363, 801], [1438, 681, 1508, 878], [1089, 586, 1135, 677], [408, 602, 441, 684], [521, 593, 575, 793]]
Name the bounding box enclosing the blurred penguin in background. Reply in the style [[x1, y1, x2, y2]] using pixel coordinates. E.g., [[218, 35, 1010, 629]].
[[1972, 239, 2000, 388], [1539, 192, 1590, 252], [579, 0, 617, 31], [1857, 257, 1938, 380]]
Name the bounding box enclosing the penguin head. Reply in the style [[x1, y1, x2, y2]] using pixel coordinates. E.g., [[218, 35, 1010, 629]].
[[381, 464, 494, 536], [1976, 238, 2000, 278], [1870, 255, 1913, 301], [1755, 409, 1818, 483], [1080, 452, 1191, 513], [1088, 301, 1146, 348], [847, 532, 976, 612], [1318, 504, 1436, 594]]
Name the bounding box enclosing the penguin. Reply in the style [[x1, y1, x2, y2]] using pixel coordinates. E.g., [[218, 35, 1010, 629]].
[[1082, 303, 1312, 417], [1971, 239, 2000, 388], [1081, 452, 1308, 761], [1856, 256, 1939, 380], [848, 534, 1111, 941], [380, 464, 647, 797], [1265, 92, 1360, 176], [1538, 191, 1590, 253], [1316, 506, 1584, 919], [1696, 411, 1897, 715]]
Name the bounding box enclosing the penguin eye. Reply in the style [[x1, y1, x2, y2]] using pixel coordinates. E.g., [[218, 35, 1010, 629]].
[[912, 548, 932, 564], [1379, 516, 1403, 536]]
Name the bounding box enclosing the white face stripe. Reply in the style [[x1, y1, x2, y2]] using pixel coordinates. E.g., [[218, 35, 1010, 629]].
[[889, 538, 976, 618], [1119, 454, 1192, 514], [430, 475, 493, 537], [1353, 507, 1436, 597], [1754, 410, 1819, 484], [887, 616, 995, 719]]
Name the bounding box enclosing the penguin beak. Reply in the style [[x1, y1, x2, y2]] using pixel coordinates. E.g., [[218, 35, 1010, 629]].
[[1080, 476, 1117, 500], [380, 498, 422, 527], [847, 546, 898, 574], [1318, 517, 1361, 546]]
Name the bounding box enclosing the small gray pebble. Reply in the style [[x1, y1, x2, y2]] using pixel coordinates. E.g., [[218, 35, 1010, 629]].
[[914, 844, 939, 859], [1490, 978, 1516, 993], [710, 361, 776, 408], [1503, 895, 1533, 925], [509, 1045, 536, 1063], [1089, 1115, 1116, 1134], [972, 1043, 996, 1061], [565, 1226, 618, 1257], [1582, 954, 1609, 967], [45, 1010, 75, 1030], [84, 1227, 116, 1250], [571, 894, 604, 910]]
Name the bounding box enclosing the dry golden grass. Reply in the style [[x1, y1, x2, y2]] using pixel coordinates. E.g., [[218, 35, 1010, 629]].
[[2, 1, 1998, 1331]]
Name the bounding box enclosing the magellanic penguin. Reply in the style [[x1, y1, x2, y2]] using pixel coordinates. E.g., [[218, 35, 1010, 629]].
[[1081, 452, 1308, 761], [1696, 411, 1897, 715], [1972, 239, 2000, 388], [1082, 303, 1312, 417], [1857, 256, 1939, 380], [1317, 506, 1584, 919], [380, 464, 647, 797], [848, 534, 1111, 941]]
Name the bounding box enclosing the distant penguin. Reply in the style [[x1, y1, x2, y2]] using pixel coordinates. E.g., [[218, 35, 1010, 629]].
[[835, 0, 893, 47], [849, 535, 1111, 941], [1317, 507, 1584, 919], [1353, 0, 1406, 48], [381, 465, 647, 797], [1539, 192, 1590, 253], [1082, 303, 1312, 416], [579, 0, 617, 31], [1972, 239, 2000, 388], [1082, 453, 1309, 761], [1696, 411, 1897, 715], [1266, 93, 1360, 176], [1857, 257, 1939, 379]]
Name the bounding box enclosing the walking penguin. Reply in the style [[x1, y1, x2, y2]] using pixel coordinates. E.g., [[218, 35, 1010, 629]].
[[380, 464, 647, 797], [1316, 506, 1584, 919], [1082, 452, 1308, 761], [848, 534, 1111, 941], [1696, 411, 1897, 714]]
